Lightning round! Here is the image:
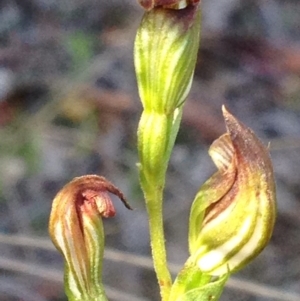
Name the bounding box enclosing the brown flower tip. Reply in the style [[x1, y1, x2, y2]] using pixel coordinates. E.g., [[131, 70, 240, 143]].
[[54, 175, 132, 218], [138, 0, 200, 10], [49, 175, 132, 251]]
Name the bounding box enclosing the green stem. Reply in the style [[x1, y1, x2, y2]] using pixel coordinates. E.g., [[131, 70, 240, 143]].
[[144, 185, 172, 301], [138, 109, 183, 300]]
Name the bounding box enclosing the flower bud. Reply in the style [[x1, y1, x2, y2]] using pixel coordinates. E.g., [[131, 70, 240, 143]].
[[134, 5, 201, 114], [49, 175, 132, 300], [189, 106, 276, 276]]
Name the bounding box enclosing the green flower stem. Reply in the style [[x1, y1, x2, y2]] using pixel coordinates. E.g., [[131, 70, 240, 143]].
[[135, 6, 201, 300], [144, 184, 172, 301], [138, 109, 183, 300]]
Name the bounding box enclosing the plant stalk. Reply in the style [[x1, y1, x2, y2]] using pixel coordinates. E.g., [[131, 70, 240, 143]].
[[144, 185, 172, 301]]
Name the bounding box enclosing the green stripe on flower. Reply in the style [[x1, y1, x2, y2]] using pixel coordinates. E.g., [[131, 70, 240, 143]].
[[189, 106, 276, 276], [134, 5, 201, 114]]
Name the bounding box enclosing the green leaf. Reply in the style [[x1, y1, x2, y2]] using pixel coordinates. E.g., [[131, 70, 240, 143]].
[[169, 258, 228, 301], [175, 273, 228, 301]]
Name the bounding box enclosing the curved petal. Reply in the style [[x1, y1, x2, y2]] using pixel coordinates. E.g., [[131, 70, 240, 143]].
[[189, 107, 276, 276]]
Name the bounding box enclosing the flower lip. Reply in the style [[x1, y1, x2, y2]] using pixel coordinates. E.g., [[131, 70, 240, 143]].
[[81, 189, 116, 218]]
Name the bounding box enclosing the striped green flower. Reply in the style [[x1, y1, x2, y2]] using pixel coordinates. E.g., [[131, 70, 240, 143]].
[[189, 106, 277, 276], [134, 5, 201, 114], [135, 5, 201, 187], [49, 175, 131, 301]]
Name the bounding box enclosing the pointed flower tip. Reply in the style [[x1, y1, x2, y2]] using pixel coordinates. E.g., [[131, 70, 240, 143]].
[[221, 105, 242, 131], [221, 104, 227, 114], [189, 108, 276, 276]]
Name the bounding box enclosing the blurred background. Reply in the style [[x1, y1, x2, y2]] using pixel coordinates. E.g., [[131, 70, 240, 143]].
[[1, 0, 300, 300]]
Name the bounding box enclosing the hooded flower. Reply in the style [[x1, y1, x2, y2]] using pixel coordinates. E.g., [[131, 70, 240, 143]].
[[189, 106, 276, 276], [49, 175, 132, 300]]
